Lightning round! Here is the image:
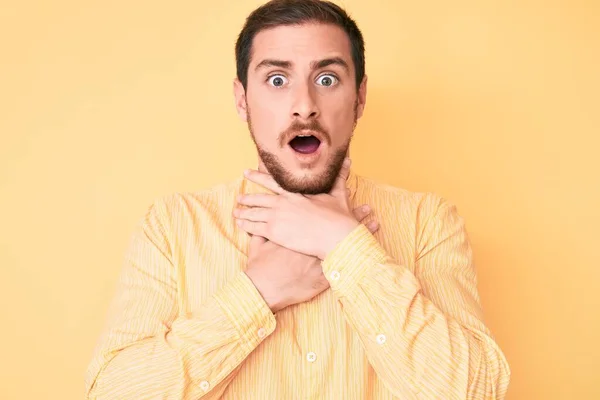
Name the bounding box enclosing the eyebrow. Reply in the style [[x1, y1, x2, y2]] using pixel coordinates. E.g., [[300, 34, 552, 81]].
[[254, 57, 350, 73]]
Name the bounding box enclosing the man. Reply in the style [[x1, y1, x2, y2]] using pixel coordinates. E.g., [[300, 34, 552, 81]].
[[85, 0, 510, 398]]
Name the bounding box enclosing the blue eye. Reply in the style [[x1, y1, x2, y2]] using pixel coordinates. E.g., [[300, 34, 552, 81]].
[[316, 74, 338, 87], [267, 75, 288, 87]]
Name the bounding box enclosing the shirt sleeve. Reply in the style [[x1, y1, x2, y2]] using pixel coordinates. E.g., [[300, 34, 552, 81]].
[[85, 199, 276, 399], [321, 197, 511, 399]]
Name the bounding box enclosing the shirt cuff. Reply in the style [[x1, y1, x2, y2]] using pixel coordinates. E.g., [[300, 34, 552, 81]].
[[214, 271, 276, 353], [321, 224, 388, 297]]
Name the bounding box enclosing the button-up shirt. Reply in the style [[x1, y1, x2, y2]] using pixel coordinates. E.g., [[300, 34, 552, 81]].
[[85, 169, 510, 399]]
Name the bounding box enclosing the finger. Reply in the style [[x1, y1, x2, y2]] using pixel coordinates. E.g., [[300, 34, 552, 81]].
[[366, 220, 379, 234], [237, 193, 278, 208], [244, 169, 286, 194], [233, 206, 272, 223], [352, 204, 371, 222], [330, 157, 351, 198], [249, 233, 267, 254], [236, 219, 268, 237]]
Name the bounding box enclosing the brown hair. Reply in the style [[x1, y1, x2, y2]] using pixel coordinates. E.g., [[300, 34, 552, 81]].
[[235, 0, 366, 91]]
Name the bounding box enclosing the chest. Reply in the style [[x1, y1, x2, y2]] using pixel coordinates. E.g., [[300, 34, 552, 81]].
[[178, 222, 350, 331]]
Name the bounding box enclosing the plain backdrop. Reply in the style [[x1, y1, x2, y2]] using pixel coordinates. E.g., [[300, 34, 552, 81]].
[[1, 0, 599, 399]]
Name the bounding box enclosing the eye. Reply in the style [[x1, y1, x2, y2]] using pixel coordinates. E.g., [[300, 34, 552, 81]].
[[267, 74, 288, 87], [316, 74, 338, 87]]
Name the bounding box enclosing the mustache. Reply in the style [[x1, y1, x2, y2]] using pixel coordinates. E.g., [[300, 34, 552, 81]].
[[278, 120, 331, 147]]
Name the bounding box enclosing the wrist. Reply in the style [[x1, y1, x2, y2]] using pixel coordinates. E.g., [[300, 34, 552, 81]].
[[244, 270, 287, 313], [319, 218, 360, 260]]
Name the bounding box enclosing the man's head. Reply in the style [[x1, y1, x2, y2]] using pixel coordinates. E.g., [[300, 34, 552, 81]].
[[233, 0, 367, 194]]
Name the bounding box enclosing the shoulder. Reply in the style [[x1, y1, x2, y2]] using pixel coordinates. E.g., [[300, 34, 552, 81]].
[[355, 174, 465, 231], [356, 174, 452, 213], [142, 177, 241, 225]]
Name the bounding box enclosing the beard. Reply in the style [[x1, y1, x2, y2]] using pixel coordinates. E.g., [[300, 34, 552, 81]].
[[247, 100, 358, 195]]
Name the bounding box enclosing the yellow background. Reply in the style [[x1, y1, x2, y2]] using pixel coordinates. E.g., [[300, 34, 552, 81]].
[[1, 0, 598, 398]]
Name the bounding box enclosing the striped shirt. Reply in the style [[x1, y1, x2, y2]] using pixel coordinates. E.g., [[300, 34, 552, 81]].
[[85, 169, 510, 399]]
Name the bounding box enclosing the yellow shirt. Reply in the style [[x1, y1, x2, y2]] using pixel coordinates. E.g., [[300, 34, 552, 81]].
[[85, 170, 510, 399]]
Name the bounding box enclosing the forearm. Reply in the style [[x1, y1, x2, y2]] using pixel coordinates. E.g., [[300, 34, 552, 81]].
[[86, 272, 276, 400], [322, 224, 510, 399], [335, 265, 509, 399]]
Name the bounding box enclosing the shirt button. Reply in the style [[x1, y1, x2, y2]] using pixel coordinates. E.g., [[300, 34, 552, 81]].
[[330, 271, 340, 281], [257, 328, 266, 338], [199, 380, 210, 391], [306, 352, 317, 362], [376, 334, 387, 345]]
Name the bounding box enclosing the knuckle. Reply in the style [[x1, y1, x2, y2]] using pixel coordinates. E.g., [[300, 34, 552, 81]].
[[312, 277, 327, 290]]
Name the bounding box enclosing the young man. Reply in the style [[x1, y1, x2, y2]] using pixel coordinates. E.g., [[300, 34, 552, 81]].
[[85, 1, 510, 398]]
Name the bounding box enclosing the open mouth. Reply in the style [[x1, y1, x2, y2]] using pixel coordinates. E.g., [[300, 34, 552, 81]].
[[288, 134, 322, 154]]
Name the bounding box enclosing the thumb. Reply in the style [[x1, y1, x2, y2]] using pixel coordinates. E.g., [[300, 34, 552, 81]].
[[330, 157, 352, 198]]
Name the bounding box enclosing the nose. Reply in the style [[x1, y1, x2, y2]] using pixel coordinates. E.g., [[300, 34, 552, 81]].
[[291, 83, 320, 120]]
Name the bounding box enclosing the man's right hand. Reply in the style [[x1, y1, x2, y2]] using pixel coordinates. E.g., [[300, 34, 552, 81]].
[[244, 204, 378, 313]]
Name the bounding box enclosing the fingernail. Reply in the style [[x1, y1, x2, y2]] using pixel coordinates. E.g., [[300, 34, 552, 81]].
[[362, 205, 370, 213], [343, 158, 351, 167], [368, 221, 378, 230]]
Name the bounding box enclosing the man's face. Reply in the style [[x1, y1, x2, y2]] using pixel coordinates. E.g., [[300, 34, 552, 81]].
[[234, 23, 367, 194]]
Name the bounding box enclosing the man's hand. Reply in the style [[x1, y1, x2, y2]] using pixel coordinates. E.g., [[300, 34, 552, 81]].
[[244, 235, 325, 313], [244, 202, 378, 313], [234, 158, 375, 260]]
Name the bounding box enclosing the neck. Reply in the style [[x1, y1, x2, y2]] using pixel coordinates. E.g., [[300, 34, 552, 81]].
[[257, 159, 268, 173]]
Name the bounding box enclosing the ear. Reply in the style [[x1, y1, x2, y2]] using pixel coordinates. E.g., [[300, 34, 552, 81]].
[[356, 74, 368, 119], [233, 78, 248, 122]]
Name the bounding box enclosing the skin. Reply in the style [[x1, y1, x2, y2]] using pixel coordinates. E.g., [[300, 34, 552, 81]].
[[232, 23, 378, 312], [238, 160, 377, 312], [233, 22, 367, 194]]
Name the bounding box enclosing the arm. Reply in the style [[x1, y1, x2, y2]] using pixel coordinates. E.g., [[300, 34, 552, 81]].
[[85, 200, 275, 399], [321, 196, 511, 399]]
